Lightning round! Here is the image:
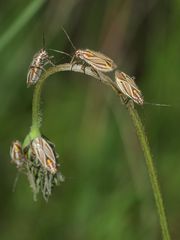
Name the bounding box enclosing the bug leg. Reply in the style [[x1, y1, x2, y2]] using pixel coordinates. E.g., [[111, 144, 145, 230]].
[[90, 68, 102, 81], [81, 62, 88, 74], [123, 97, 134, 108], [70, 55, 75, 64], [71, 58, 84, 71], [124, 97, 129, 105], [48, 56, 55, 66], [37, 66, 47, 73], [70, 55, 76, 70], [119, 94, 130, 106], [71, 61, 77, 71], [30, 65, 46, 72]]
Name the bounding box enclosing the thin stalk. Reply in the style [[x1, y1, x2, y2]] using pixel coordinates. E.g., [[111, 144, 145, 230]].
[[128, 106, 170, 240], [31, 63, 115, 131], [30, 63, 171, 239]]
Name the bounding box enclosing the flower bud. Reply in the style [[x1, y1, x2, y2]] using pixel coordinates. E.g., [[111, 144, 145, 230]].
[[10, 140, 25, 168]]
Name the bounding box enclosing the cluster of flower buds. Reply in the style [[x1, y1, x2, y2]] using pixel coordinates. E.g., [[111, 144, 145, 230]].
[[10, 136, 64, 201]]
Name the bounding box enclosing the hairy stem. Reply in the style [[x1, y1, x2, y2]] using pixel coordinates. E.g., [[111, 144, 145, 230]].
[[128, 106, 170, 240], [31, 63, 121, 131], [31, 63, 171, 239]]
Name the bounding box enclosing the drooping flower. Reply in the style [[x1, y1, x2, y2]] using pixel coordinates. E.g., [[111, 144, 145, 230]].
[[10, 136, 64, 201]]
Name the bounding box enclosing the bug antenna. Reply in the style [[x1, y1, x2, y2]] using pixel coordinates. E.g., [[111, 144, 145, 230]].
[[48, 48, 72, 58], [61, 26, 76, 51], [12, 171, 20, 192], [144, 101, 171, 107], [42, 31, 46, 49]]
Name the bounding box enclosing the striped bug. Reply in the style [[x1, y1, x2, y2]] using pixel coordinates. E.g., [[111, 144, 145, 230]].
[[115, 71, 144, 105], [10, 140, 25, 168], [27, 48, 54, 87], [73, 49, 117, 72], [27, 33, 55, 87], [31, 137, 58, 174], [60, 27, 117, 74]]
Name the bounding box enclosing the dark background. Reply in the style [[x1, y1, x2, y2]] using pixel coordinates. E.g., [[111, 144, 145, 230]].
[[0, 0, 179, 239]]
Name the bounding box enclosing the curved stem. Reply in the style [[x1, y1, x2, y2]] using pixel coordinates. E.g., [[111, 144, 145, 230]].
[[30, 62, 171, 239], [31, 63, 121, 131], [128, 106, 170, 240]]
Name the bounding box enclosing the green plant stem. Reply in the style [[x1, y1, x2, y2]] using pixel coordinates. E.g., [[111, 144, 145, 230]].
[[31, 63, 116, 131], [128, 106, 170, 240], [30, 63, 171, 239]]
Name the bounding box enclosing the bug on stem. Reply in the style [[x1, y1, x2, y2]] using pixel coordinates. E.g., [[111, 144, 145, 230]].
[[27, 34, 54, 87], [72, 49, 117, 72], [27, 49, 54, 87], [31, 137, 58, 174], [61, 27, 117, 73], [115, 71, 144, 105]]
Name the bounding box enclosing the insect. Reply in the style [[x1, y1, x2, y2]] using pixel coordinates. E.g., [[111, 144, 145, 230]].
[[31, 137, 57, 174], [27, 48, 54, 87], [72, 49, 117, 72], [61, 27, 117, 73], [115, 70, 144, 105], [10, 140, 25, 168], [27, 33, 56, 87]]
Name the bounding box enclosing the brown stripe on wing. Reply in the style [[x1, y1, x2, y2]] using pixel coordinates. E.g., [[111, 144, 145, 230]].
[[83, 51, 95, 58], [115, 71, 144, 105], [84, 57, 114, 71], [83, 50, 116, 71], [117, 80, 134, 99], [131, 87, 143, 104], [27, 67, 42, 85]]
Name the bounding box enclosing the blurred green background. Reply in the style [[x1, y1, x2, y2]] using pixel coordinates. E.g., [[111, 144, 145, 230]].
[[0, 0, 179, 239]]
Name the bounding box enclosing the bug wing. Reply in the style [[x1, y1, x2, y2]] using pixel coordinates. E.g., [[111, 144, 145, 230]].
[[27, 67, 42, 87], [115, 71, 143, 105], [84, 49, 117, 72], [42, 138, 56, 163], [32, 139, 47, 167]]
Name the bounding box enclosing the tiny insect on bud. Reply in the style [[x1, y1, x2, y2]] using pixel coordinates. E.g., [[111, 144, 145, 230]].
[[31, 137, 58, 174], [27, 49, 54, 87], [10, 140, 25, 168], [115, 71, 144, 105]]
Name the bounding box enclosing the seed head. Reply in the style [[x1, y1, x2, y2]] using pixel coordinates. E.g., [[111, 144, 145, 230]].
[[10, 140, 25, 168]]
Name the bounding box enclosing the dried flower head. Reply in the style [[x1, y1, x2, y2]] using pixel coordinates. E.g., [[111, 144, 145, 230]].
[[10, 136, 64, 201], [10, 140, 25, 168]]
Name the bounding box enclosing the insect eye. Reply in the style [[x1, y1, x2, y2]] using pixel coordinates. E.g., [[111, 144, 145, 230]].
[[75, 51, 80, 57]]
